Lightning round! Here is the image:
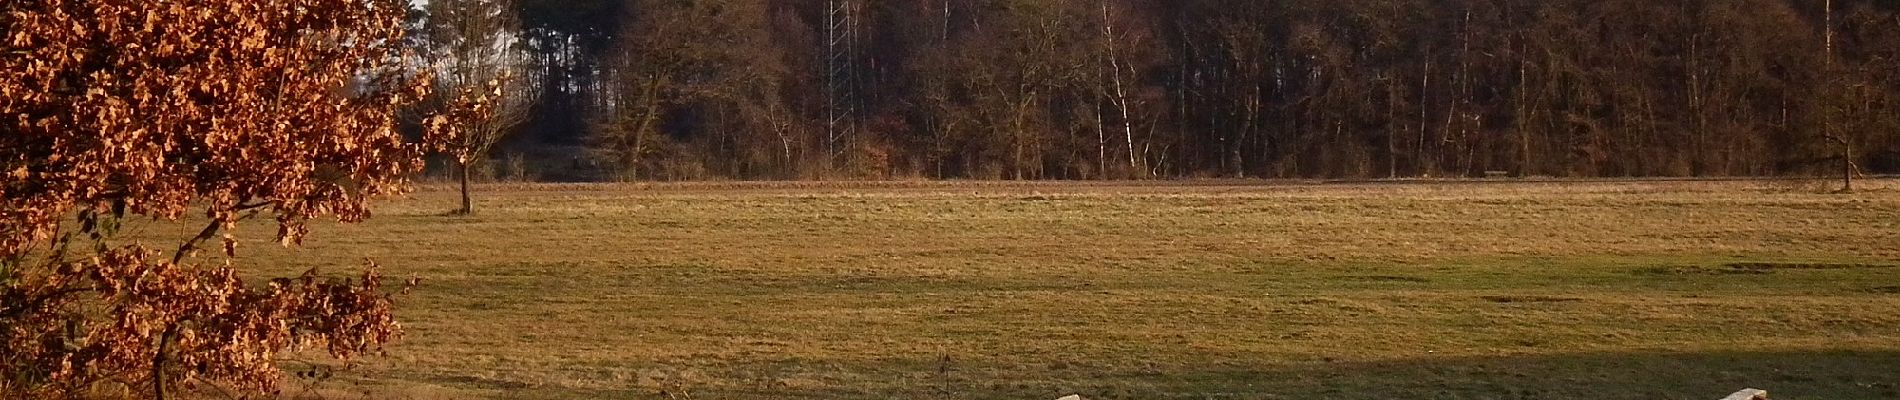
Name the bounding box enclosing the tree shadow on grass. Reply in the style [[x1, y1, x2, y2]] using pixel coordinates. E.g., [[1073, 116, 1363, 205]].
[[1042, 350, 1900, 400], [319, 350, 1900, 400]]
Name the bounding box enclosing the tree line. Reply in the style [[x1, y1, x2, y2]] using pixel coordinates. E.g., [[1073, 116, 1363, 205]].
[[433, 0, 1900, 180]]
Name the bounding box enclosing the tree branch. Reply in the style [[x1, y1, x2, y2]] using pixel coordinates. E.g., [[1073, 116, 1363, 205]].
[[172, 202, 269, 264], [234, 201, 274, 211], [172, 219, 223, 265], [153, 324, 177, 400], [0, 286, 93, 321]]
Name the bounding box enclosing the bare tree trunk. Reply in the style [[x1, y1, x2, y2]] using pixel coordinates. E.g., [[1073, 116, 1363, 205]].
[[1516, 55, 1534, 177], [626, 75, 666, 181], [1843, 139, 1854, 192], [1825, 0, 1845, 192], [1236, 84, 1259, 178], [1446, 10, 1472, 177], [1387, 82, 1399, 178], [1101, 1, 1140, 177], [1092, 23, 1108, 178], [458, 161, 473, 215], [1095, 101, 1108, 178], [1826, 134, 1855, 192], [1825, 0, 1834, 63], [1688, 30, 1706, 176], [1417, 58, 1431, 176]]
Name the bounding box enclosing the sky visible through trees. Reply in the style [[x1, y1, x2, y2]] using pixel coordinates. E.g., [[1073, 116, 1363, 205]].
[[424, 0, 1900, 180]]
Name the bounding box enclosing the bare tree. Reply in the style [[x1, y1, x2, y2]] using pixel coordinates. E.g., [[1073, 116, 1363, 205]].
[[1098, 0, 1155, 178], [423, 0, 538, 214], [589, 0, 783, 181]]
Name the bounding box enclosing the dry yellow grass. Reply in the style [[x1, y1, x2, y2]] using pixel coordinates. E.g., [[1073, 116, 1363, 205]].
[[135, 179, 1900, 399]]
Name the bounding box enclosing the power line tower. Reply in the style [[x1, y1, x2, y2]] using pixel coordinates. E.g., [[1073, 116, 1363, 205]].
[[823, 0, 861, 163]]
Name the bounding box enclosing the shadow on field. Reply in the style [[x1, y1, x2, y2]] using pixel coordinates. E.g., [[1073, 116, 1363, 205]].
[[361, 350, 1900, 400], [1025, 350, 1900, 400]]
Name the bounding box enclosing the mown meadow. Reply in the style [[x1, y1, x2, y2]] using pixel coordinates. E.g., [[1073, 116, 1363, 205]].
[[135, 180, 1900, 399]]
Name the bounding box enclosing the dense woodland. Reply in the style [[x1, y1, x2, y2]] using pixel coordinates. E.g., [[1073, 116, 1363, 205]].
[[420, 0, 1900, 180]]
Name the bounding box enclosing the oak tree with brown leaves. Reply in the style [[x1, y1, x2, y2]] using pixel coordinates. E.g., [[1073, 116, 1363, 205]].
[[1, 0, 466, 398], [420, 0, 536, 214]]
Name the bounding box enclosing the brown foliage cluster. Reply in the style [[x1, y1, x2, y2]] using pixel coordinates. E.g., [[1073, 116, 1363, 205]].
[[2, 0, 424, 248], [426, 72, 512, 166], [2, 0, 440, 397], [2, 248, 404, 396]]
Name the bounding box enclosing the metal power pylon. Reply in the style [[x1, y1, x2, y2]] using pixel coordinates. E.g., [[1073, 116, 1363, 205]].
[[823, 0, 861, 161]]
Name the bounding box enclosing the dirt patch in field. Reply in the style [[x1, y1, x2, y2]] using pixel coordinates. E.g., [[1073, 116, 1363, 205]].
[[1347, 275, 1431, 283], [1634, 263, 1897, 276], [1633, 265, 1769, 275], [1726, 262, 1898, 271], [1480, 295, 1584, 303]]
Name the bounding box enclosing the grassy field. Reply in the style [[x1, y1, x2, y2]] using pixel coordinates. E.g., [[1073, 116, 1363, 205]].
[[138, 180, 1900, 399]]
